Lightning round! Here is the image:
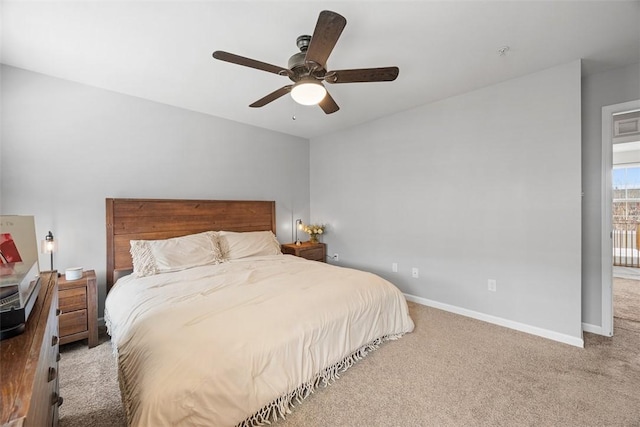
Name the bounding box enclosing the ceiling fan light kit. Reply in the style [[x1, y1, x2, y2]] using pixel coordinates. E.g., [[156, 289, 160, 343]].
[[291, 79, 327, 105], [212, 10, 399, 114]]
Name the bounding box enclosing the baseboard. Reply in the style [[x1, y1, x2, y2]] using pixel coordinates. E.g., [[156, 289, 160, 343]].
[[581, 322, 603, 335], [404, 293, 584, 348], [98, 316, 105, 328]]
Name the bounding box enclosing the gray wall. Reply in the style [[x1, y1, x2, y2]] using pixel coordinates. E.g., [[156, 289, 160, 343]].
[[0, 65, 310, 317], [581, 62, 640, 328], [3, 59, 637, 341], [310, 61, 583, 342]]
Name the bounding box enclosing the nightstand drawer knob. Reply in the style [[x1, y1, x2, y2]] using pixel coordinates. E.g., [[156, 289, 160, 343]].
[[51, 336, 59, 346], [48, 367, 57, 382]]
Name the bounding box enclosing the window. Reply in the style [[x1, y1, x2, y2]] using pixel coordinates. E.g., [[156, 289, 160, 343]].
[[613, 165, 640, 224]]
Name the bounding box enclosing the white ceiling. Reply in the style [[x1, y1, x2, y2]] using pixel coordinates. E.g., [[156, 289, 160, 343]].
[[2, 1, 639, 139]]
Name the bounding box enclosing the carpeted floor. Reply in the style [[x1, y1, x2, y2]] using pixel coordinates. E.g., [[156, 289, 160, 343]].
[[613, 277, 640, 335], [58, 331, 124, 427], [59, 287, 640, 427], [614, 278, 640, 322]]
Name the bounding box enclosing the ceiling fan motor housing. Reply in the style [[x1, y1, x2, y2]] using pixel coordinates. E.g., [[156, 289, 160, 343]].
[[287, 51, 307, 71], [288, 35, 325, 82]]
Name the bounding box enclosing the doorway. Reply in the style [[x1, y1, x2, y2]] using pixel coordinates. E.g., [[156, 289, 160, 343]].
[[602, 100, 640, 336]]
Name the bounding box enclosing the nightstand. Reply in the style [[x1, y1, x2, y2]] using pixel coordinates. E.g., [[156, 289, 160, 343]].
[[58, 269, 98, 348], [281, 242, 326, 262]]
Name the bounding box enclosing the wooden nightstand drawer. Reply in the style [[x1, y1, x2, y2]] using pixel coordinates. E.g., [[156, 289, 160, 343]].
[[281, 242, 326, 262], [60, 309, 87, 337], [57, 270, 97, 347], [59, 287, 87, 313], [298, 246, 324, 261]]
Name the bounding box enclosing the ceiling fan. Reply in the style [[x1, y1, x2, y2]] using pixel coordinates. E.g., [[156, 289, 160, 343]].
[[212, 10, 399, 114]]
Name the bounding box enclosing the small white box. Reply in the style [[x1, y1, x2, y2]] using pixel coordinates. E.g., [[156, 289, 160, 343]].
[[65, 267, 83, 281]]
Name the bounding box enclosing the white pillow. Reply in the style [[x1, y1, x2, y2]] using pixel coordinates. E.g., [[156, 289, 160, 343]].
[[217, 230, 281, 260], [130, 231, 222, 277]]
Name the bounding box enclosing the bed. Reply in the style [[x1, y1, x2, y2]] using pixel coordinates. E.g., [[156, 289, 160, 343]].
[[104, 198, 414, 426]]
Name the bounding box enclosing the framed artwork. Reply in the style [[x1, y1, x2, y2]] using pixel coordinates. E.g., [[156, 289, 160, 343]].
[[0, 216, 38, 278]]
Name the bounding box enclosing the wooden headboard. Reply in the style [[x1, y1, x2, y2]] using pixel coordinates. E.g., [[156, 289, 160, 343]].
[[106, 198, 276, 292]]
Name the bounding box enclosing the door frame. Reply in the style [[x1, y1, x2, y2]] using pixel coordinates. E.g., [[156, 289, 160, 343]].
[[601, 99, 640, 337]]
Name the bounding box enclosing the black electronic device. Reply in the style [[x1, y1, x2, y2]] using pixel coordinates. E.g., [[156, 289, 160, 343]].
[[0, 262, 41, 340]]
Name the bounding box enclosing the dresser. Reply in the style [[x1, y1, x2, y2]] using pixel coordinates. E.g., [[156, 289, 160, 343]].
[[58, 270, 97, 348], [281, 242, 327, 262], [1, 271, 62, 427]]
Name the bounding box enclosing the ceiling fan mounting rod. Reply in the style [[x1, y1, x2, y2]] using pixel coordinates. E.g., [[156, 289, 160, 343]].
[[296, 35, 311, 52]]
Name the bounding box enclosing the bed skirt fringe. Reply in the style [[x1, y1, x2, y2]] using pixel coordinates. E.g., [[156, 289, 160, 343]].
[[237, 333, 405, 427]]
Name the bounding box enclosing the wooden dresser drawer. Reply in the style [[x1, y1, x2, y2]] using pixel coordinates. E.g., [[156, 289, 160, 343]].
[[1, 271, 61, 427], [60, 310, 87, 337], [59, 287, 87, 313]]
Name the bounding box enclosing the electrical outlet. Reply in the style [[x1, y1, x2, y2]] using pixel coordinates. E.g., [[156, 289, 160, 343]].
[[412, 268, 419, 278], [333, 253, 339, 262], [392, 262, 398, 272], [488, 279, 497, 292]]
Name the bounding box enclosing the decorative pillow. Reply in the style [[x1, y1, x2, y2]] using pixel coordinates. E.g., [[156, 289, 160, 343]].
[[217, 230, 282, 260], [130, 231, 222, 277], [130, 240, 157, 277]]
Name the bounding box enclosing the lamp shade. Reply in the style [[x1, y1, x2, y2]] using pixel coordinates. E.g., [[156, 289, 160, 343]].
[[41, 231, 56, 254], [291, 79, 327, 105], [295, 218, 302, 245], [41, 230, 56, 272]]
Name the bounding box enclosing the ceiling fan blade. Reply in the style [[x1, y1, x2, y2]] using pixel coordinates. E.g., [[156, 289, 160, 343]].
[[305, 10, 347, 69], [249, 85, 293, 108], [212, 51, 290, 76], [325, 67, 399, 84], [318, 90, 339, 114]]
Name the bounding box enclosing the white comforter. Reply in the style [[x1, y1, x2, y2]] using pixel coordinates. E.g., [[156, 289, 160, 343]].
[[105, 255, 414, 427]]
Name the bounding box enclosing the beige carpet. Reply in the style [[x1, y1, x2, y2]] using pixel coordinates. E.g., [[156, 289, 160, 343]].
[[59, 300, 640, 427], [615, 279, 640, 321], [58, 331, 124, 427]]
